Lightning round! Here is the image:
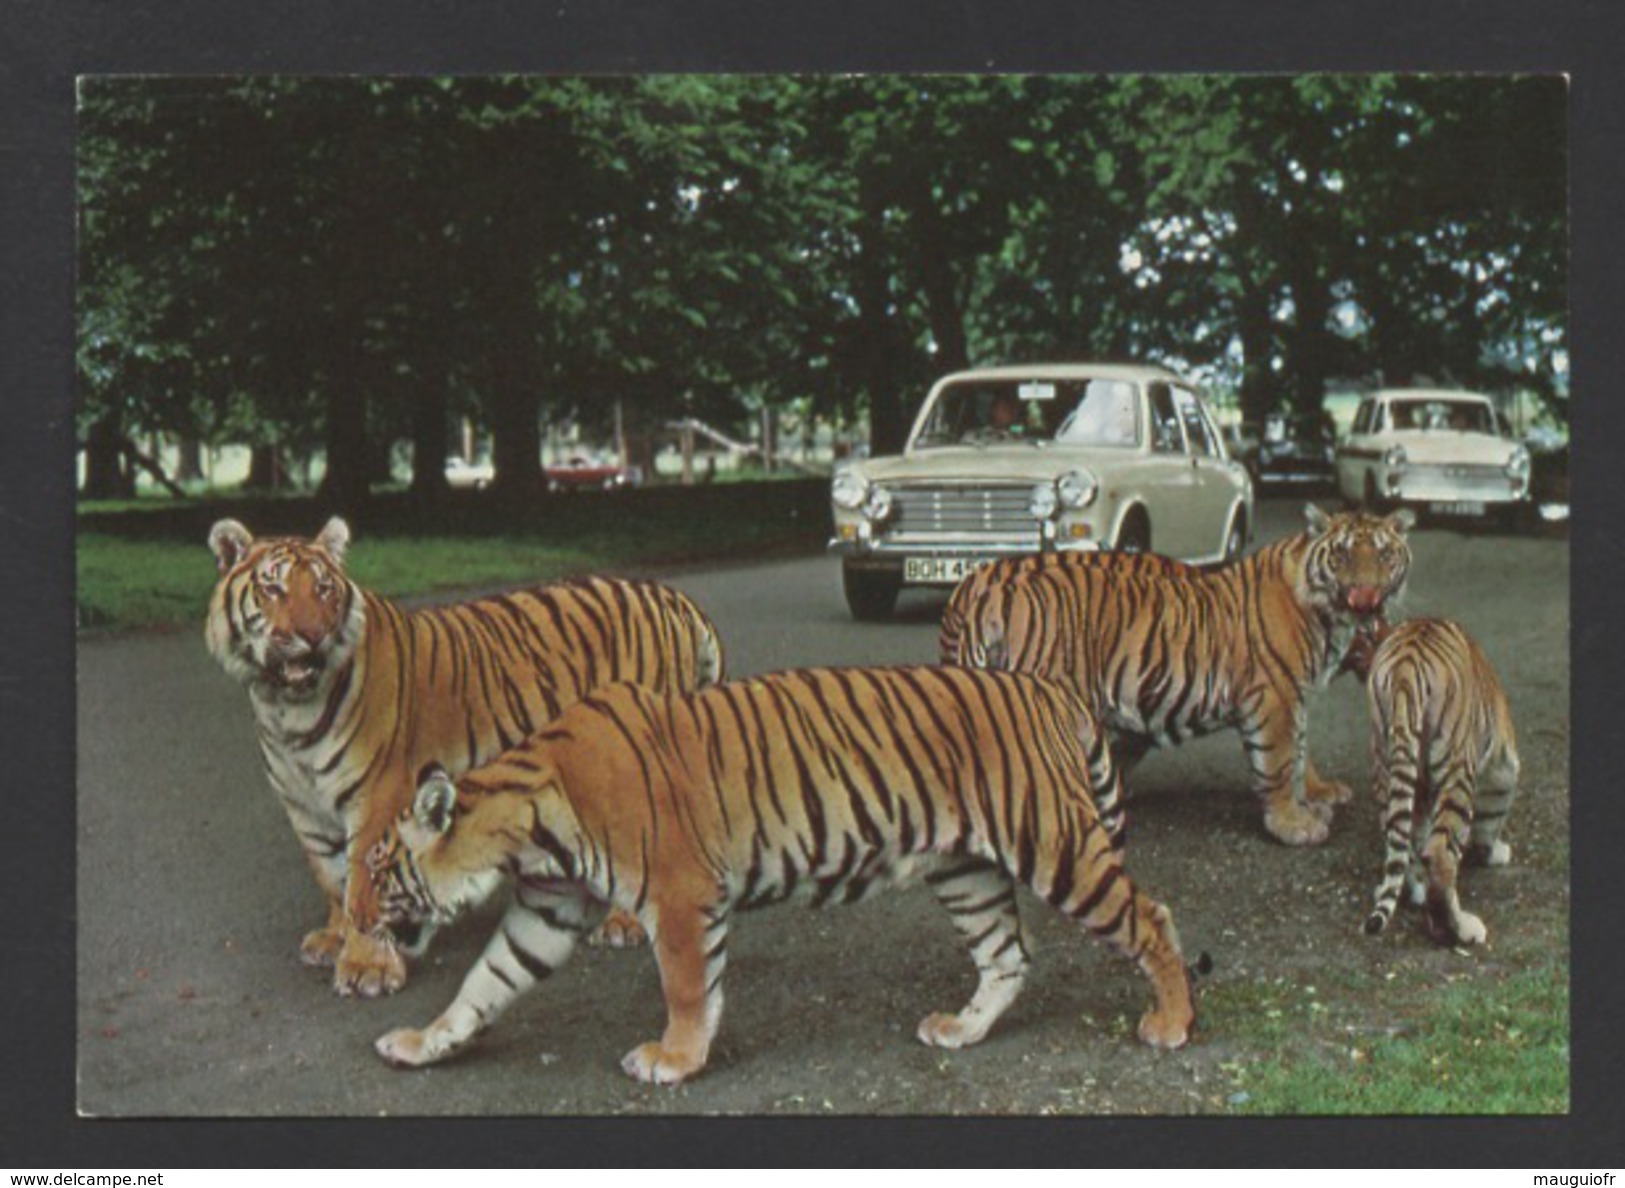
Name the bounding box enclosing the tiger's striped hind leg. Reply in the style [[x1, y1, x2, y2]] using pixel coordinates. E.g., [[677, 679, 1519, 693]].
[[1466, 748, 1519, 868], [375, 880, 602, 1068], [1041, 826, 1195, 1049], [622, 894, 729, 1085], [1420, 771, 1489, 947], [916, 860, 1030, 1049]]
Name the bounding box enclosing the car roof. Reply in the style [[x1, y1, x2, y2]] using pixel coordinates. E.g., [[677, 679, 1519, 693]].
[[932, 362, 1191, 387], [1369, 388, 1493, 404]]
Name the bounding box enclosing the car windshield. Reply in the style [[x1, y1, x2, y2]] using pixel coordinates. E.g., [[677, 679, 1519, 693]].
[[911, 378, 1142, 449], [1264, 415, 1331, 444], [1387, 399, 1496, 434]]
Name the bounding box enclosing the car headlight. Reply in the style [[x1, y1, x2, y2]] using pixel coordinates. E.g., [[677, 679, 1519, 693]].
[[862, 485, 894, 522], [1056, 468, 1099, 510], [1030, 482, 1060, 520], [1383, 445, 1408, 469], [831, 468, 869, 511], [1506, 446, 1531, 479]]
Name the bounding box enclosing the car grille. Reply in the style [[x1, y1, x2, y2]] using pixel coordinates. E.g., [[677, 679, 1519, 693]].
[[1398, 463, 1516, 500], [884, 484, 1040, 544]]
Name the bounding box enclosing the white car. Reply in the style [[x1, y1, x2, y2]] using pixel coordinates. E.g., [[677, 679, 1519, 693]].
[[443, 457, 494, 489], [1334, 389, 1530, 523], [829, 363, 1254, 620]]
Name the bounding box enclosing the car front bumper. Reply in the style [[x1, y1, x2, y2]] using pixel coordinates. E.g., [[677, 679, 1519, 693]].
[[829, 530, 1101, 584]]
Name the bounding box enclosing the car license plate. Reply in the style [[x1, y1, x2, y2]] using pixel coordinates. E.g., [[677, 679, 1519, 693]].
[[1430, 501, 1486, 517], [903, 557, 986, 585]]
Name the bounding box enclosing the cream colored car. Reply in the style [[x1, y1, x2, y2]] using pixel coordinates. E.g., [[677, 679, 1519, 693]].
[[829, 363, 1254, 620], [1334, 388, 1531, 523]]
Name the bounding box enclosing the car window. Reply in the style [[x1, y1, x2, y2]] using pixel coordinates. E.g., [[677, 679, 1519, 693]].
[[1351, 400, 1373, 435], [1387, 399, 1495, 434], [1053, 380, 1141, 447], [1173, 388, 1219, 458], [912, 378, 1142, 449], [1147, 384, 1185, 455]]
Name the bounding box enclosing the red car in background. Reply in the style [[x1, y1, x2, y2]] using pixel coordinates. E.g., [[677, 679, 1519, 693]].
[[545, 455, 642, 492]]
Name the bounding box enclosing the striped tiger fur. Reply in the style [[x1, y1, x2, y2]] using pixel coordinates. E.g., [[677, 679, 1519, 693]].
[[1345, 618, 1519, 945], [363, 665, 1194, 1084], [205, 517, 724, 997], [939, 504, 1414, 847]]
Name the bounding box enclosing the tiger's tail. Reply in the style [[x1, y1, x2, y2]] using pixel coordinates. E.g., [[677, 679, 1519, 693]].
[[1365, 671, 1426, 936]]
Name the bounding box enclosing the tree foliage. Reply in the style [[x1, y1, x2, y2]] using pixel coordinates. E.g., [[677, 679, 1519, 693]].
[[76, 74, 1567, 498]]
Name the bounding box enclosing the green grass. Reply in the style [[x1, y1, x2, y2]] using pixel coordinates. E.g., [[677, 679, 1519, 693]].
[[77, 481, 830, 630], [1216, 960, 1569, 1114]]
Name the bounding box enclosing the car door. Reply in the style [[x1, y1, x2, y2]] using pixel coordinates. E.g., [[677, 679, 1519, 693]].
[[1336, 398, 1376, 501], [1140, 382, 1201, 558], [1172, 386, 1237, 560]]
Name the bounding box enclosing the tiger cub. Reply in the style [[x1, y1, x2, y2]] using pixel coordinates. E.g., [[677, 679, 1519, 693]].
[[364, 666, 1194, 1085], [940, 505, 1414, 847], [1343, 618, 1519, 946], [205, 517, 723, 997]]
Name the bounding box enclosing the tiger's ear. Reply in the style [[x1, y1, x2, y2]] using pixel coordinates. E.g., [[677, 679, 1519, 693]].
[[1386, 508, 1417, 534], [413, 766, 458, 836], [314, 517, 351, 566], [209, 520, 254, 574], [1303, 503, 1333, 536]]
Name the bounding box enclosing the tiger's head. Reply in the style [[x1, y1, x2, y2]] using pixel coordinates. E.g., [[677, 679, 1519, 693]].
[[205, 517, 362, 700], [365, 766, 504, 936], [1300, 504, 1414, 624]]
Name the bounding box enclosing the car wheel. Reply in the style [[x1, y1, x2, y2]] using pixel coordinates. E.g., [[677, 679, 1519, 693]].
[[1114, 510, 1151, 555], [843, 564, 901, 622], [1222, 511, 1247, 564]]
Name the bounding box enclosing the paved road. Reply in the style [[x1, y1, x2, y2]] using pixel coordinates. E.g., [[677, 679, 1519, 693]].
[[76, 496, 1569, 1116]]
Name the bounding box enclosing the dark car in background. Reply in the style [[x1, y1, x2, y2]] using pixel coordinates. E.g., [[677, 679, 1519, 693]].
[[1233, 412, 1337, 490]]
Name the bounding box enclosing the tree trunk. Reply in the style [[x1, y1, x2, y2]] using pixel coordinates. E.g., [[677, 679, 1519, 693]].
[[1284, 238, 1336, 415], [243, 444, 287, 491], [409, 370, 452, 497], [319, 331, 374, 506], [486, 264, 547, 499], [854, 193, 910, 456], [1235, 274, 1277, 426], [174, 436, 204, 484], [488, 347, 545, 499], [908, 178, 970, 374], [81, 415, 134, 500]]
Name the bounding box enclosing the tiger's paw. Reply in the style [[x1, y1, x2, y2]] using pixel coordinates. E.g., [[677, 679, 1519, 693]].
[[1305, 775, 1354, 806], [375, 1026, 441, 1068], [916, 1011, 985, 1050], [1137, 1007, 1192, 1051], [1472, 839, 1512, 867], [621, 1041, 705, 1086], [1263, 801, 1331, 847], [334, 932, 408, 999], [299, 926, 346, 969], [588, 910, 648, 949], [1427, 909, 1487, 948]]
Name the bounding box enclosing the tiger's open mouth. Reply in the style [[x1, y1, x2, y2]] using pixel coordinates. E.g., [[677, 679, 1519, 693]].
[[1340, 585, 1391, 619], [266, 655, 324, 692]]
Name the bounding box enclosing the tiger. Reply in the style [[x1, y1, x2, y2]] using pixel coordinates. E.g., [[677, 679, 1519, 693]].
[[939, 504, 1415, 847], [205, 516, 724, 998], [1341, 618, 1519, 946], [362, 665, 1195, 1085]]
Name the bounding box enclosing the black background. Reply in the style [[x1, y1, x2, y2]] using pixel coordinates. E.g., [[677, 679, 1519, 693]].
[[5, 0, 1620, 1167]]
